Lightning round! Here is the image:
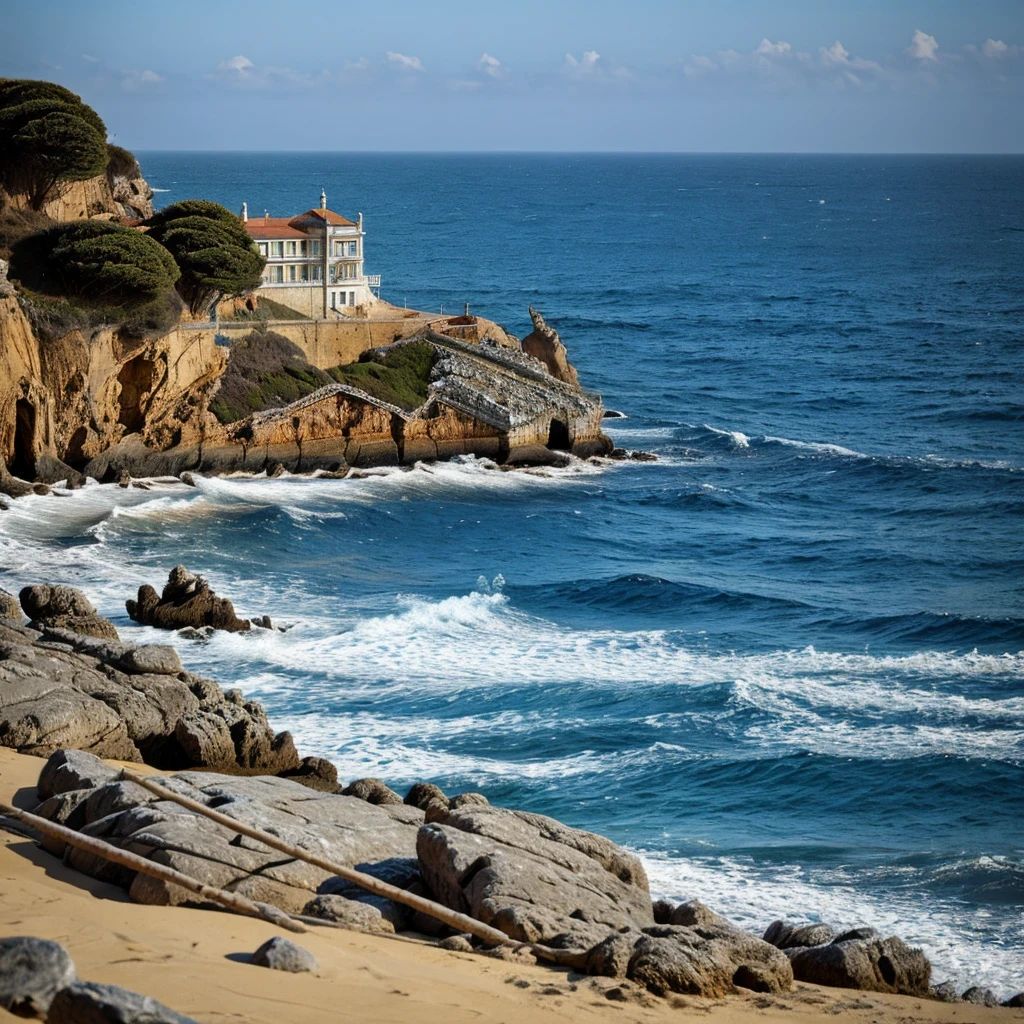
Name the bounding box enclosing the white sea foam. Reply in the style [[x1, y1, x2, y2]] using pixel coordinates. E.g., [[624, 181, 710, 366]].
[[641, 851, 1024, 999], [704, 424, 750, 448], [762, 435, 867, 458]]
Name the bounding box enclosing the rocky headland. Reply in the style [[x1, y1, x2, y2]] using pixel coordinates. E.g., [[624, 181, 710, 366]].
[[2, 578, 1020, 1016]]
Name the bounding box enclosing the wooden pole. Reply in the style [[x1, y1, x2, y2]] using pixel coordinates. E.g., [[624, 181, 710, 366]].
[[0, 801, 306, 935], [119, 770, 588, 967]]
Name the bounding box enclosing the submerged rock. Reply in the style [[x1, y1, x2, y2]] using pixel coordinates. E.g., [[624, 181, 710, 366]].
[[126, 565, 252, 632]]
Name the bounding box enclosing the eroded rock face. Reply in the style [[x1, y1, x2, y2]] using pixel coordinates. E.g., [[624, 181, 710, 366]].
[[0, 614, 303, 775], [19, 584, 119, 639], [521, 307, 580, 386], [126, 566, 252, 633], [787, 934, 931, 995], [416, 804, 653, 948], [0, 936, 77, 1017], [0, 588, 21, 620]]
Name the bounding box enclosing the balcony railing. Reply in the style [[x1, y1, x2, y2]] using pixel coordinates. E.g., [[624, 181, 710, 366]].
[[366, 274, 381, 288]]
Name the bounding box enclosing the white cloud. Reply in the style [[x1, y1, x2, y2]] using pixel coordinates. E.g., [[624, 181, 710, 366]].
[[218, 55, 254, 75], [982, 38, 1009, 59], [344, 57, 370, 72], [684, 54, 718, 77], [477, 52, 506, 78], [755, 39, 792, 58], [564, 50, 601, 76], [907, 29, 939, 61], [820, 40, 850, 66], [81, 54, 99, 63], [387, 51, 424, 72], [122, 69, 163, 90]]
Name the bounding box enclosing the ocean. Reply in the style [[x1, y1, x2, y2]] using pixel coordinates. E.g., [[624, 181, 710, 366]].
[[2, 153, 1022, 995]]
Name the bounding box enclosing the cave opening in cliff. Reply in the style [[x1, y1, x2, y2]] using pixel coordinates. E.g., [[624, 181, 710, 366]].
[[546, 418, 570, 451], [117, 356, 156, 433], [64, 426, 89, 471], [10, 399, 36, 478]]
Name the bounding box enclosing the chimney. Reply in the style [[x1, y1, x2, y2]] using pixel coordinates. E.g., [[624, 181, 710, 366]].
[[464, 302, 470, 316], [320, 189, 327, 210], [240, 201, 248, 222], [264, 211, 269, 224]]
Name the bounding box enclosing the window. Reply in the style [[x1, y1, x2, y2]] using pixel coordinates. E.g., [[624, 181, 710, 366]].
[[309, 240, 320, 255], [288, 265, 297, 282], [330, 291, 336, 310], [272, 266, 283, 283], [271, 241, 283, 257], [258, 243, 268, 257], [333, 241, 344, 256], [286, 241, 296, 256], [312, 265, 322, 281], [299, 241, 307, 256], [348, 291, 355, 306], [300, 265, 309, 282], [347, 242, 358, 256]]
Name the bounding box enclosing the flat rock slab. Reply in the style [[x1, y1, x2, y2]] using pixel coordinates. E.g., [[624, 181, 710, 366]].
[[0, 935, 77, 1017], [251, 937, 319, 974], [47, 980, 199, 1023], [416, 804, 653, 948]]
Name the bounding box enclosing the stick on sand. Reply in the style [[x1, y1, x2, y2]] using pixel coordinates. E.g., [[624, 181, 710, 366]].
[[0, 800, 306, 934], [120, 769, 589, 968]]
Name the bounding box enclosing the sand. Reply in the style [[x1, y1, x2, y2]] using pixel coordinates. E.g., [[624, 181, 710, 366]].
[[1, 748, 1020, 1024]]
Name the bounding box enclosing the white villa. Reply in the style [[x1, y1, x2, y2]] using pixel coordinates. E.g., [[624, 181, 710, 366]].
[[241, 191, 380, 318]]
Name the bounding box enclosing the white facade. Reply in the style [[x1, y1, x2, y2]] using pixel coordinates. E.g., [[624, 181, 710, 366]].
[[242, 192, 381, 318]]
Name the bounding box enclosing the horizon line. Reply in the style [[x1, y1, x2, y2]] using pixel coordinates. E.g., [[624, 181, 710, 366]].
[[130, 149, 1024, 157]]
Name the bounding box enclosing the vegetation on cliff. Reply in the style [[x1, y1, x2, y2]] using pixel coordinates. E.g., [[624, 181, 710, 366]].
[[326, 342, 436, 411], [0, 80, 109, 210], [209, 335, 436, 425], [145, 200, 265, 316], [209, 330, 333, 424]]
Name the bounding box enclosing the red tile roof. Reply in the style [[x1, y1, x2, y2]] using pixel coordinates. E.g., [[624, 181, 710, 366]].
[[244, 208, 357, 239]]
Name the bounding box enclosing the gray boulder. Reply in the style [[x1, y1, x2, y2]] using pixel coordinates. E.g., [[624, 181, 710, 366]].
[[302, 894, 398, 934], [19, 584, 118, 639], [38, 749, 121, 799], [251, 937, 318, 973], [589, 924, 793, 998], [668, 900, 735, 930], [1003, 992, 1024, 1007], [0, 936, 77, 1017], [930, 981, 961, 1002], [416, 804, 653, 948], [449, 792, 489, 810], [117, 646, 182, 676], [405, 782, 448, 810], [962, 986, 999, 1006], [47, 980, 198, 1023], [763, 919, 839, 949], [787, 934, 931, 995], [342, 777, 403, 805]]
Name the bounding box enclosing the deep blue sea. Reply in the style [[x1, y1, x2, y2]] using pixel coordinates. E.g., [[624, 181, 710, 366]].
[[2, 154, 1022, 995]]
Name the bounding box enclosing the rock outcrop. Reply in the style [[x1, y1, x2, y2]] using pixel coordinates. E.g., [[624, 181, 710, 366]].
[[416, 803, 653, 948], [0, 604, 299, 774], [521, 307, 579, 387], [20, 583, 119, 639], [126, 565, 252, 633], [787, 934, 931, 996]]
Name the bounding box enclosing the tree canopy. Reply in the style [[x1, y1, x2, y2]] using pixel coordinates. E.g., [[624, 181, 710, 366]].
[[43, 221, 180, 303], [146, 201, 265, 314], [0, 79, 109, 209]]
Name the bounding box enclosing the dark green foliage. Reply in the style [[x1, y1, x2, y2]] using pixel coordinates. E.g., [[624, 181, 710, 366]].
[[10, 221, 182, 342], [105, 143, 140, 181], [0, 79, 109, 209], [146, 201, 265, 314], [210, 330, 333, 424], [0, 204, 52, 260], [325, 342, 435, 411], [43, 221, 179, 301]]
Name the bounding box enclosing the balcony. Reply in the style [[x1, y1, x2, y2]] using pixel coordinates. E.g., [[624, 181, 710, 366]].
[[366, 274, 381, 288]]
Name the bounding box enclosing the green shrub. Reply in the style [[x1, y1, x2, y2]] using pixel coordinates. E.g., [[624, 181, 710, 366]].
[[209, 330, 333, 424], [325, 342, 435, 411], [145, 201, 265, 314], [105, 143, 141, 181], [0, 79, 109, 209]]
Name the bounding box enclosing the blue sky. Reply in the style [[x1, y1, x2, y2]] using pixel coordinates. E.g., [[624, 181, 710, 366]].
[[4, 0, 1023, 152]]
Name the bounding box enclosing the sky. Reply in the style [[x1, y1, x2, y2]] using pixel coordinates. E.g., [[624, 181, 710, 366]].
[[3, 0, 1023, 152]]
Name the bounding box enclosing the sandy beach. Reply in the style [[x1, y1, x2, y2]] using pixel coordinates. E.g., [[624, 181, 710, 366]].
[[2, 747, 1020, 1024]]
